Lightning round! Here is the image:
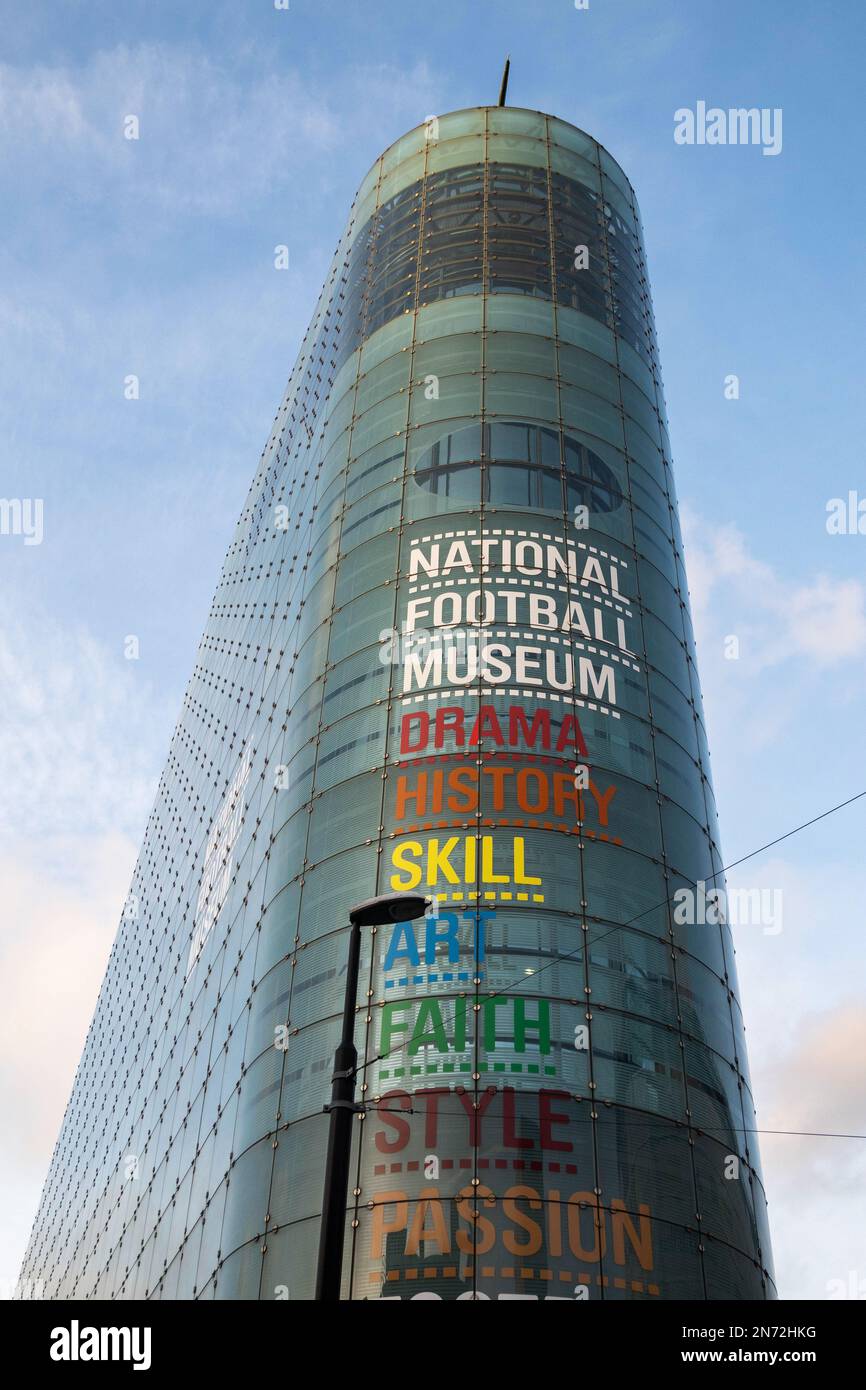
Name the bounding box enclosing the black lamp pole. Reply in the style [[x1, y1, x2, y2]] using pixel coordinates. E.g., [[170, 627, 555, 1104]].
[[315, 891, 429, 1301]]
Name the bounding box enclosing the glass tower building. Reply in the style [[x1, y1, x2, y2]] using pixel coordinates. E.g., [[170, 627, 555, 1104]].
[[20, 107, 774, 1301]]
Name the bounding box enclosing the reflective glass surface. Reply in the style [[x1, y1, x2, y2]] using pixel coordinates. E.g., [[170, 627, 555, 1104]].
[[19, 107, 773, 1302]]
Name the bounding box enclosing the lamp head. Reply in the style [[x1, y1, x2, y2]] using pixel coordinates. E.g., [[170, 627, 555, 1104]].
[[349, 892, 430, 928]]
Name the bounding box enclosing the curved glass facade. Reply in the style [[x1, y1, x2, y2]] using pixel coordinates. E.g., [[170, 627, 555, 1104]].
[[19, 107, 774, 1301]]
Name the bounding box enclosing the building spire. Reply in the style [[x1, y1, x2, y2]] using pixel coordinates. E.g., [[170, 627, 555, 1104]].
[[498, 55, 510, 106]]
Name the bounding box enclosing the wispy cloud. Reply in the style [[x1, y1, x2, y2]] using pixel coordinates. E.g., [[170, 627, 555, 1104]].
[[0, 44, 438, 218], [0, 45, 337, 215], [683, 507, 866, 670], [758, 1000, 866, 1298], [0, 611, 171, 840]]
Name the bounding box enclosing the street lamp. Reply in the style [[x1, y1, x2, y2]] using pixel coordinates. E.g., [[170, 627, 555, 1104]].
[[314, 891, 429, 1301]]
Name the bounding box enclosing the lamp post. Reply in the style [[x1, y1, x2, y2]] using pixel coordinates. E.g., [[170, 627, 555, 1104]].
[[314, 891, 429, 1301]]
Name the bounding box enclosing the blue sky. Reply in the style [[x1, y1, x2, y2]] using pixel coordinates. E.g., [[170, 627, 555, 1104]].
[[1, 0, 864, 1299]]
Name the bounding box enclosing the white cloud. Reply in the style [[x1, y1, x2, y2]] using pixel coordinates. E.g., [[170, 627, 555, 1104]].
[[758, 1002, 866, 1299], [0, 45, 335, 214], [682, 507, 866, 670], [0, 612, 171, 840], [0, 65, 88, 144], [0, 832, 136, 1164], [0, 45, 438, 217]]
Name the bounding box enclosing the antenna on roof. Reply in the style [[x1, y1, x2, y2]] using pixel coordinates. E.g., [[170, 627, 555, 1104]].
[[498, 56, 511, 107]]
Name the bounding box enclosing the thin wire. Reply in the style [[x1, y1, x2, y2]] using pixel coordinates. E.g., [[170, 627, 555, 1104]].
[[352, 787, 866, 1079]]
